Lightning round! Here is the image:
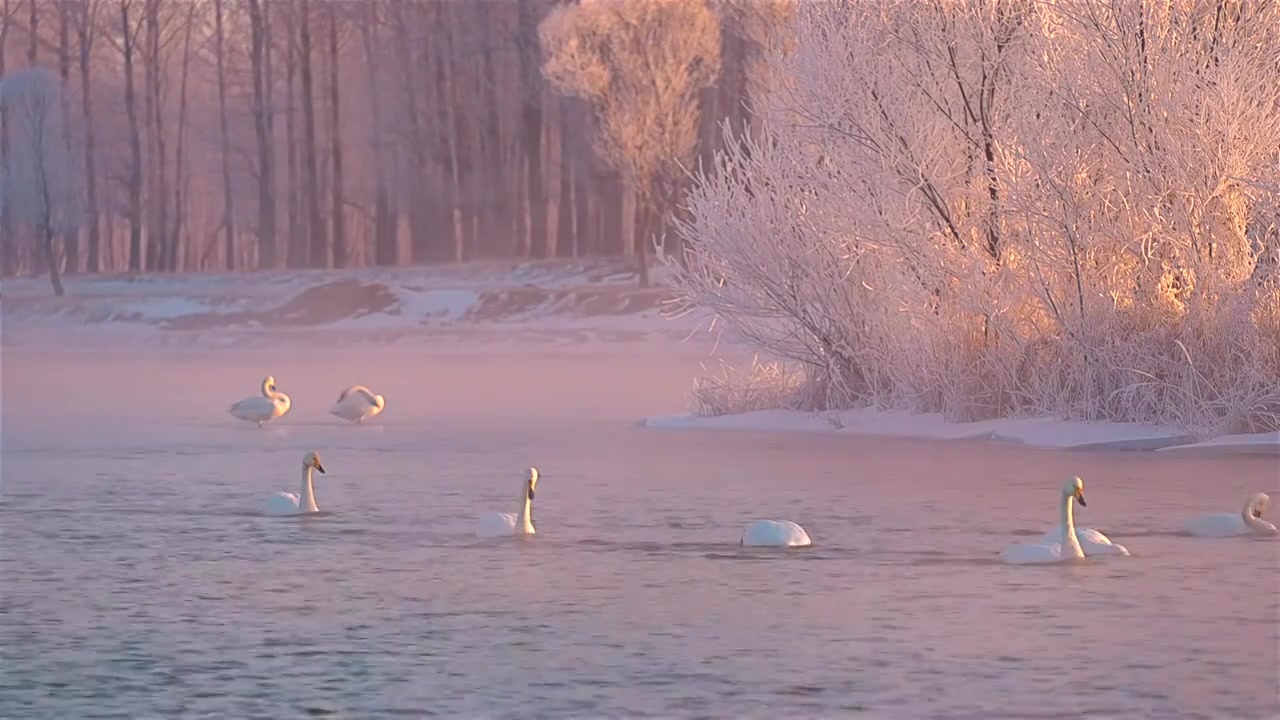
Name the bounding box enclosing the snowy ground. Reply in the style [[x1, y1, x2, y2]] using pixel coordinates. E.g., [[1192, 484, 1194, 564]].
[[0, 258, 712, 351], [3, 260, 1276, 459]]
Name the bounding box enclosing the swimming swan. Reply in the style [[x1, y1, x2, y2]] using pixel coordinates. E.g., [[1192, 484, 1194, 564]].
[[229, 375, 292, 426], [330, 385, 386, 424], [741, 519, 812, 547], [1039, 494, 1131, 557], [263, 451, 326, 516], [1002, 477, 1091, 565], [1184, 493, 1276, 537], [477, 468, 540, 537]]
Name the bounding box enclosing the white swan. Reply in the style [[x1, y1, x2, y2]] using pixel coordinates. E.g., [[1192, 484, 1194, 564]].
[[229, 375, 292, 426], [1002, 477, 1091, 565], [1039, 492, 1131, 557], [329, 385, 386, 424], [263, 451, 326, 516], [741, 519, 812, 547], [1185, 493, 1277, 537], [477, 468, 539, 537]]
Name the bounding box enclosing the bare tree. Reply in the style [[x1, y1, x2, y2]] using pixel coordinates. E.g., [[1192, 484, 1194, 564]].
[[541, 0, 723, 286], [248, 0, 277, 268], [117, 0, 144, 272], [299, 0, 326, 268], [75, 0, 101, 273], [214, 0, 235, 270], [1, 68, 78, 296], [327, 2, 346, 268], [0, 0, 15, 276]]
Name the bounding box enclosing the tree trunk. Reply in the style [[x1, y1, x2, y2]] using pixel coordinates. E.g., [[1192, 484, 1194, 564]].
[[248, 0, 277, 268], [120, 0, 144, 273], [57, 0, 78, 273], [543, 93, 562, 258], [299, 0, 326, 268], [285, 0, 304, 267], [619, 179, 636, 257], [360, 0, 395, 266], [170, 0, 194, 272], [327, 3, 346, 268], [214, 0, 235, 270], [144, 0, 167, 272], [1, 0, 15, 275], [77, 0, 101, 273], [517, 0, 545, 259], [436, 2, 464, 263]]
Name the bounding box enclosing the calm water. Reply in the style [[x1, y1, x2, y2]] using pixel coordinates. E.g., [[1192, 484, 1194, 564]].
[[2, 337, 1277, 719]]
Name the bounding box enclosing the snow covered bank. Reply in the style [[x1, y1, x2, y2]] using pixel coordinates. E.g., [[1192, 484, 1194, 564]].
[[1, 258, 708, 347], [644, 406, 1280, 456]]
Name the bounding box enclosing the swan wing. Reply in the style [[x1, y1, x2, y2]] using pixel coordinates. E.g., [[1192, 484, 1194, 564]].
[[1001, 540, 1065, 565], [478, 512, 518, 537], [264, 492, 300, 516], [230, 396, 277, 422], [1184, 513, 1250, 537], [1040, 526, 1130, 556], [741, 519, 812, 547]]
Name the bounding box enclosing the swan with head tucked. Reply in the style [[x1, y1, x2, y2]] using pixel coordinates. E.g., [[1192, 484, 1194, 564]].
[[1002, 477, 1091, 565], [330, 385, 386, 424], [229, 375, 291, 426], [741, 519, 811, 547], [1184, 493, 1276, 537], [477, 468, 540, 537], [263, 451, 326, 516]]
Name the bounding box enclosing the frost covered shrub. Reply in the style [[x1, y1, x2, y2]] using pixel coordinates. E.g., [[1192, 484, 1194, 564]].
[[668, 0, 1280, 433]]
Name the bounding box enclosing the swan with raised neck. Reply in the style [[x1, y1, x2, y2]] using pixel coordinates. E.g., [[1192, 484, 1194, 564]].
[[1001, 477, 1088, 564], [264, 451, 326, 516], [477, 468, 540, 536]]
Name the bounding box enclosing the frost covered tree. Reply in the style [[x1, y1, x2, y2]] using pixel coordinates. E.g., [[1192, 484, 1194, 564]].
[[1, 67, 80, 297], [670, 0, 1280, 433], [540, 0, 722, 286]]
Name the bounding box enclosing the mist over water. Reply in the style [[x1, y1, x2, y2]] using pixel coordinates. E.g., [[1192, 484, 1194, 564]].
[[2, 323, 1276, 718]]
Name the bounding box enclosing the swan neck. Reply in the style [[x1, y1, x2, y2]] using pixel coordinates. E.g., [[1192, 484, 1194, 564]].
[[299, 466, 318, 513], [517, 488, 534, 534], [1060, 493, 1083, 557], [1242, 506, 1270, 531]]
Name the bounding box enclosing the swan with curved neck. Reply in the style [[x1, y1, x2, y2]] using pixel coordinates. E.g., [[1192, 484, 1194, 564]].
[[263, 451, 326, 516], [1002, 477, 1089, 565], [741, 519, 811, 547], [1185, 493, 1276, 537], [478, 468, 540, 537], [330, 385, 386, 424], [229, 375, 292, 426]]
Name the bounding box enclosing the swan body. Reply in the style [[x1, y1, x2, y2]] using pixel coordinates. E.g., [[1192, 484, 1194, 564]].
[[1002, 477, 1089, 565], [1039, 527, 1131, 556], [330, 385, 386, 424], [741, 519, 812, 547], [229, 375, 292, 426], [1185, 493, 1276, 537], [263, 451, 326, 516], [478, 468, 539, 537]]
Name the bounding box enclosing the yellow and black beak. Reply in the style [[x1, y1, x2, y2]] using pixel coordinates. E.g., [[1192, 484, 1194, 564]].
[[527, 485, 535, 501], [1075, 489, 1086, 507], [315, 461, 326, 474]]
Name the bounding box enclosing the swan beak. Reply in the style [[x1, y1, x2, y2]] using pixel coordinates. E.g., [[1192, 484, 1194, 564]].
[[315, 462, 326, 474], [527, 489, 535, 500], [1075, 490, 1086, 507]]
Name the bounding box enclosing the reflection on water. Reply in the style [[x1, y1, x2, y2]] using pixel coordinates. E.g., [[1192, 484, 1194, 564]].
[[1, 342, 1276, 718]]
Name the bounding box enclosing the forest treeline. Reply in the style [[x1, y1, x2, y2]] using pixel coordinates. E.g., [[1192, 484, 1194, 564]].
[[0, 0, 783, 288]]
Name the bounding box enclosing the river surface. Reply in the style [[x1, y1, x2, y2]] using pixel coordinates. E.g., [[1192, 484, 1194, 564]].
[[2, 335, 1277, 719]]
